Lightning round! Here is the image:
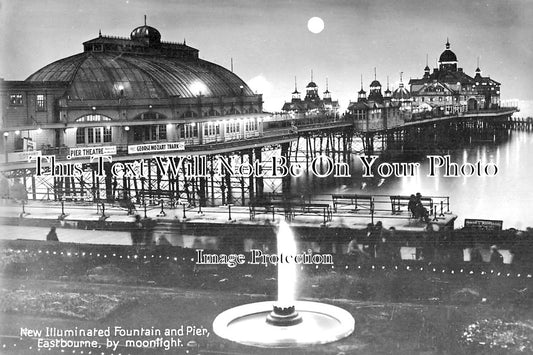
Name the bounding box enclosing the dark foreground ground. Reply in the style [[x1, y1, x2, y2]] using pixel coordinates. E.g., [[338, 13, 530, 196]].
[[1, 239, 533, 355]]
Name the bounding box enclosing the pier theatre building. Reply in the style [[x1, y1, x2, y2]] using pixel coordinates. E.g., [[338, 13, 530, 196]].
[[0, 23, 265, 205]]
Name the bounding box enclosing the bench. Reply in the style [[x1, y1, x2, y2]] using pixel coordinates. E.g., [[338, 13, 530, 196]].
[[332, 194, 374, 212], [293, 203, 332, 224], [136, 190, 180, 208], [249, 198, 331, 223], [249, 199, 293, 221], [390, 195, 433, 215]]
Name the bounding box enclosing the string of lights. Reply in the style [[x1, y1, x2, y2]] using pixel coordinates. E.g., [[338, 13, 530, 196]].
[[3, 247, 532, 279]]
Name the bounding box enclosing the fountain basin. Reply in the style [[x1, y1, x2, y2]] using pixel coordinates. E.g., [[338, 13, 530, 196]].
[[213, 300, 355, 348]]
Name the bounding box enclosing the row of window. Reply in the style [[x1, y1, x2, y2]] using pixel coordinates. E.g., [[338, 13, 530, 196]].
[[7, 94, 260, 116], [351, 108, 402, 119], [84, 43, 196, 59], [76, 127, 112, 144], [75, 124, 209, 143], [413, 96, 459, 103], [180, 107, 259, 118], [181, 120, 258, 138], [9, 94, 47, 111], [71, 120, 260, 145]]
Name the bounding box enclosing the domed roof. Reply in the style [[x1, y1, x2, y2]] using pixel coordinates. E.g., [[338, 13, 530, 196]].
[[130, 25, 161, 44], [26, 52, 255, 100], [439, 40, 457, 63], [392, 83, 411, 100], [306, 81, 318, 88], [439, 49, 457, 63], [370, 80, 381, 88]]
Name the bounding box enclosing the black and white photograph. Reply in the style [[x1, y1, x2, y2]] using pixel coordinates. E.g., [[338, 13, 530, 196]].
[[1, 0, 532, 354]]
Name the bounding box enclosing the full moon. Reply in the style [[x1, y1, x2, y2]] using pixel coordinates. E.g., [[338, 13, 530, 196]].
[[307, 17, 324, 34]]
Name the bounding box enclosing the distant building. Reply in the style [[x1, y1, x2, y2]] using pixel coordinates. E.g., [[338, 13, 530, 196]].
[[1, 22, 264, 163], [409, 40, 501, 115], [347, 72, 404, 132], [281, 74, 339, 114]]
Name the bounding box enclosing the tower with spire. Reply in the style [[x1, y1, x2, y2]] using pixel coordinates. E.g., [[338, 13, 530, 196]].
[[384, 76, 392, 101], [438, 38, 458, 72], [282, 71, 339, 113], [291, 77, 301, 101], [357, 74, 367, 102], [348, 70, 404, 132], [392, 72, 412, 113], [323, 77, 331, 100], [424, 54, 430, 78], [304, 70, 320, 102], [368, 68, 384, 103], [475, 57, 482, 78]]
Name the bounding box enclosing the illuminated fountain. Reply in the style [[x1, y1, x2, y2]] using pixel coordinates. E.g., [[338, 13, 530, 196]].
[[213, 221, 355, 347]]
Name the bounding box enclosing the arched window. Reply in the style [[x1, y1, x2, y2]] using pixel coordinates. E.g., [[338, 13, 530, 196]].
[[226, 107, 240, 115], [75, 114, 112, 123], [181, 110, 198, 118], [207, 108, 220, 117], [134, 112, 166, 120]]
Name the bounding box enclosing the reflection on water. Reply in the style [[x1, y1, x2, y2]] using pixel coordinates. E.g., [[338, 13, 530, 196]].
[[290, 131, 533, 230]]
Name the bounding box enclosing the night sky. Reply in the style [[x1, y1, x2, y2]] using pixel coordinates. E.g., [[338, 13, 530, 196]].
[[1, 0, 532, 114]]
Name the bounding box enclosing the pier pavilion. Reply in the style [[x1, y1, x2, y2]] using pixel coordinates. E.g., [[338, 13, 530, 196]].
[[409, 39, 501, 115], [281, 74, 340, 114], [1, 22, 264, 157], [0, 22, 270, 205]]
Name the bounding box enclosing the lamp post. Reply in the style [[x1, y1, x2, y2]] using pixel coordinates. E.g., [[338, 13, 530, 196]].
[[3, 132, 9, 163], [124, 126, 130, 154]]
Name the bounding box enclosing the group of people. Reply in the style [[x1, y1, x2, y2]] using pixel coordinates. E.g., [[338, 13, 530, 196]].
[[347, 221, 400, 261], [347, 220, 509, 266], [408, 192, 430, 222], [470, 244, 504, 265]]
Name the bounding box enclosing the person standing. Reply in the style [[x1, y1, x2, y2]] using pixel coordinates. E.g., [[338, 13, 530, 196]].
[[490, 245, 504, 265], [46, 226, 59, 242], [131, 215, 144, 246]]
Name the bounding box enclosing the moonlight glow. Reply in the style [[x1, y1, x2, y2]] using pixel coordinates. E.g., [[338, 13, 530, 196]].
[[307, 17, 324, 34]]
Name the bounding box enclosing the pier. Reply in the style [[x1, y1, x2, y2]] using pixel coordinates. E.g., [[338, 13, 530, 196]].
[[0, 107, 518, 208]]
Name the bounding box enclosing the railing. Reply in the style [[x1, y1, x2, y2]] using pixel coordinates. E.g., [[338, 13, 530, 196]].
[[3, 192, 452, 228], [32, 120, 350, 160], [247, 192, 451, 225], [2, 107, 519, 167]]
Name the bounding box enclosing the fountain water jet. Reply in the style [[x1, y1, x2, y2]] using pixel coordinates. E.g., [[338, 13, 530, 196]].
[[213, 221, 355, 347]]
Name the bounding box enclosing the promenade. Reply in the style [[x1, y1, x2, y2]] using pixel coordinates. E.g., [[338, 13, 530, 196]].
[[0, 198, 456, 245]]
